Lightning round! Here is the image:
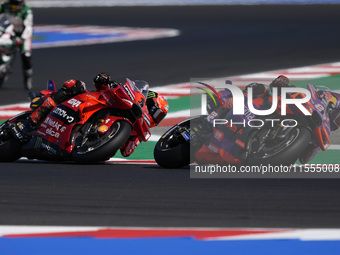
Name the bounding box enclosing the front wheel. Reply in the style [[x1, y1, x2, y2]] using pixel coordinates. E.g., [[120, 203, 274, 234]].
[[246, 126, 312, 166], [154, 116, 210, 168], [154, 125, 191, 169], [72, 119, 132, 163]]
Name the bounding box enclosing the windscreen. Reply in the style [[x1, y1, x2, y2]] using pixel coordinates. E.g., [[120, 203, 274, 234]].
[[134, 80, 149, 106]]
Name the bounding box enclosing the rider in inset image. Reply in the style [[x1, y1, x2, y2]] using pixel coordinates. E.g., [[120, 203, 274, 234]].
[[199, 75, 340, 165], [0, 0, 33, 90]]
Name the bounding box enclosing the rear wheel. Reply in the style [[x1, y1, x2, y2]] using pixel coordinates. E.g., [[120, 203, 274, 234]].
[[0, 113, 29, 162], [0, 137, 22, 162], [72, 119, 132, 163], [154, 128, 191, 169], [246, 125, 311, 166]]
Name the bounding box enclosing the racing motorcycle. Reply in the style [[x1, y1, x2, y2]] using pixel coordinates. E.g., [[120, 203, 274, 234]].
[[0, 78, 151, 163], [0, 15, 17, 89], [154, 83, 340, 168]]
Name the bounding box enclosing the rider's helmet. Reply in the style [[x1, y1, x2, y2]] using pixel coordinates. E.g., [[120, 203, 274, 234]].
[[93, 72, 115, 91], [8, 0, 25, 13], [63, 79, 87, 94], [146, 91, 169, 127], [269, 75, 290, 95], [245, 82, 269, 98]]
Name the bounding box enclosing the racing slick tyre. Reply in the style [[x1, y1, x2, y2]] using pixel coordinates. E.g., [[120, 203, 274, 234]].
[[73, 119, 132, 163], [0, 138, 22, 162], [154, 116, 210, 168], [246, 126, 312, 166], [154, 133, 191, 169], [0, 112, 31, 162]]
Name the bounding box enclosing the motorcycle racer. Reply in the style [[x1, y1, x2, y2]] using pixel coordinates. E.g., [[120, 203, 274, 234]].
[[197, 75, 296, 164], [16, 72, 169, 159], [199, 75, 340, 165], [16, 79, 87, 139], [0, 0, 33, 90]]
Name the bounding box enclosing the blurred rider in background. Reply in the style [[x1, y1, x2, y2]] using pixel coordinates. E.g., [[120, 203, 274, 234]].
[[0, 0, 33, 90]]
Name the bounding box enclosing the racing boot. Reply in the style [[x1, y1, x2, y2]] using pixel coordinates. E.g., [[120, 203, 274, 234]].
[[120, 136, 140, 157], [19, 80, 86, 139], [17, 97, 57, 141], [14, 95, 58, 142]]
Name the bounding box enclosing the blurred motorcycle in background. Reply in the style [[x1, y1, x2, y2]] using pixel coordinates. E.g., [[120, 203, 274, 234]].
[[0, 14, 18, 89]]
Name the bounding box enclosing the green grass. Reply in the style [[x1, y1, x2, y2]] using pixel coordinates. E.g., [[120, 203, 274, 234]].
[[305, 148, 340, 165], [115, 141, 156, 160], [292, 75, 340, 91]]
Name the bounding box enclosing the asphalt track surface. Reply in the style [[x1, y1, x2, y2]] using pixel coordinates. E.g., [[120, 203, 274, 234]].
[[1, 5, 340, 228]]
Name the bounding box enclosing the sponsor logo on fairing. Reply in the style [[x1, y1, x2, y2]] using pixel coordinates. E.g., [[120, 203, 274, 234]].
[[52, 107, 75, 124], [41, 142, 57, 155], [143, 114, 151, 126], [67, 99, 81, 108], [123, 85, 135, 101], [44, 117, 66, 132], [46, 128, 60, 138]]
